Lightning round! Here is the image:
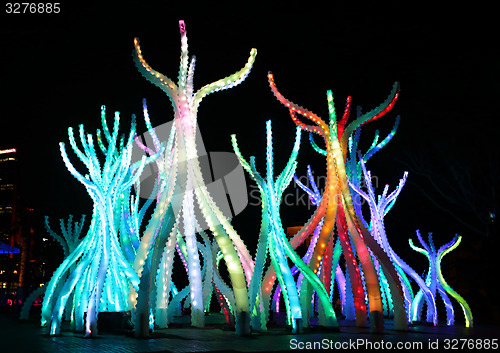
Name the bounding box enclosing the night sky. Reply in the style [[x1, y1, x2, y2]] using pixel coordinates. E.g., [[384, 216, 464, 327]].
[[1, 2, 499, 323]]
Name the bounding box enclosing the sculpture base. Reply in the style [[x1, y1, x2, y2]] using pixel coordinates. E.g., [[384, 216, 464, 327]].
[[235, 311, 251, 336], [293, 318, 303, 334], [355, 308, 368, 327], [134, 312, 150, 338], [369, 311, 384, 334]]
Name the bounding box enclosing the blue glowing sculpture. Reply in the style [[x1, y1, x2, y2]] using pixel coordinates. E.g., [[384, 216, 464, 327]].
[[42, 107, 157, 337], [20, 215, 86, 321]]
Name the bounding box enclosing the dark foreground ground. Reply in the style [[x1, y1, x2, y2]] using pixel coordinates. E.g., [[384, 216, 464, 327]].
[[0, 308, 499, 353]]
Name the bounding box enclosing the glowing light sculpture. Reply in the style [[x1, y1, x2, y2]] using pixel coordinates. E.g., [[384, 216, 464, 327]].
[[130, 99, 179, 336], [232, 121, 338, 332], [133, 20, 257, 335], [409, 231, 473, 327], [348, 156, 438, 324], [20, 215, 86, 321], [289, 167, 351, 320], [341, 123, 399, 318], [42, 107, 156, 337], [268, 73, 407, 332]]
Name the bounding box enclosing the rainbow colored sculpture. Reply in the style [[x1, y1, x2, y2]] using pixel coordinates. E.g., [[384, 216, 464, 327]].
[[267, 73, 407, 332], [32, 20, 474, 339]]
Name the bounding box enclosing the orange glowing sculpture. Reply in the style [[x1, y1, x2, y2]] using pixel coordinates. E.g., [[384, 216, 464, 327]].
[[267, 73, 406, 332]]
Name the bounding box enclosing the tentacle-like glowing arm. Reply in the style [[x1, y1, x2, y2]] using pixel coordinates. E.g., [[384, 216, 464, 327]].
[[340, 82, 400, 158], [231, 135, 262, 183], [381, 171, 408, 216], [309, 132, 326, 155], [45, 216, 70, 257], [408, 237, 429, 258], [67, 126, 89, 167], [336, 95, 352, 138], [141, 99, 163, 153], [267, 72, 332, 247], [363, 116, 400, 162], [436, 235, 473, 327], [133, 38, 178, 102], [293, 173, 319, 205], [268, 72, 328, 137], [415, 230, 433, 257], [178, 20, 190, 89], [186, 57, 196, 104], [59, 142, 97, 192], [192, 49, 257, 112], [276, 126, 301, 198]]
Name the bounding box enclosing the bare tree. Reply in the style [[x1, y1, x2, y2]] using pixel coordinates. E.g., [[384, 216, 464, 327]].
[[398, 138, 498, 237]]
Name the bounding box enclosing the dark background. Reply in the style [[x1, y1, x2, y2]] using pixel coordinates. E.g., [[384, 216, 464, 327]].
[[1, 1, 498, 324]]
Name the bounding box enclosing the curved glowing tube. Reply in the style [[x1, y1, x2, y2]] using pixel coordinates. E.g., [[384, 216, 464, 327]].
[[437, 236, 473, 327]]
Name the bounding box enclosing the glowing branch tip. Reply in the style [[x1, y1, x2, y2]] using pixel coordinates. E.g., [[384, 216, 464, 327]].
[[179, 20, 186, 33]]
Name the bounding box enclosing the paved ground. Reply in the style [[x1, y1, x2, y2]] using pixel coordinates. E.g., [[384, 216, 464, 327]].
[[1, 309, 499, 353]]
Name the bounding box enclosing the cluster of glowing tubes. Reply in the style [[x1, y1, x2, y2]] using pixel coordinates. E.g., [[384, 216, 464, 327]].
[[34, 20, 473, 337], [38, 20, 258, 337], [409, 231, 473, 327]]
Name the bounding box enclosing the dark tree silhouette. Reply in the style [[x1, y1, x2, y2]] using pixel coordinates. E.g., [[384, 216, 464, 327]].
[[398, 138, 498, 238]]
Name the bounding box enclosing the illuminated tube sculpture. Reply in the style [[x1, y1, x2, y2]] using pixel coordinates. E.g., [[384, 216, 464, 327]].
[[268, 73, 407, 332], [409, 231, 473, 327], [232, 121, 338, 332], [307, 114, 400, 320], [342, 114, 400, 227], [20, 215, 86, 321], [342, 115, 403, 320], [232, 122, 303, 332], [348, 158, 437, 324], [131, 99, 179, 335], [133, 20, 257, 335], [288, 167, 350, 320], [42, 107, 157, 337]]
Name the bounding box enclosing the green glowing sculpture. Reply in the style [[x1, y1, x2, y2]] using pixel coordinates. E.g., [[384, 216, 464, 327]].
[[232, 121, 338, 333]]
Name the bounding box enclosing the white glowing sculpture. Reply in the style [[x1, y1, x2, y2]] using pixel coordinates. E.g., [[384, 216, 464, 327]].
[[133, 20, 257, 335]]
